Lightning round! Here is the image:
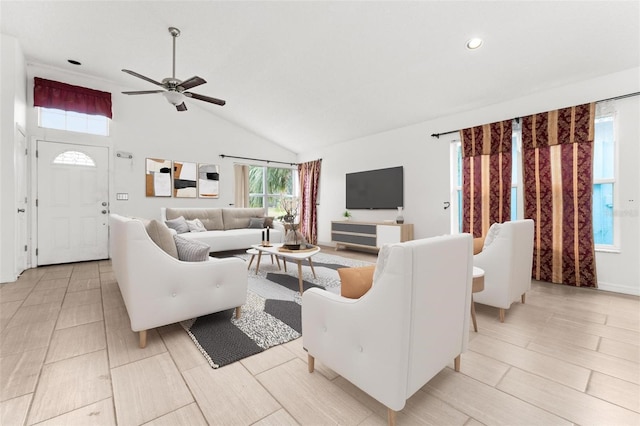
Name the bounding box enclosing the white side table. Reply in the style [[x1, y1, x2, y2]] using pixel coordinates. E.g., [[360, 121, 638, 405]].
[[472, 267, 485, 332]]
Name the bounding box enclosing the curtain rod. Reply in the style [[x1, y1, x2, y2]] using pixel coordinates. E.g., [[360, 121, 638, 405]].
[[430, 91, 640, 139], [219, 154, 298, 166]]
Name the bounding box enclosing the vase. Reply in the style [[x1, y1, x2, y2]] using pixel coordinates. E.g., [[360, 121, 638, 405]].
[[396, 207, 404, 224]]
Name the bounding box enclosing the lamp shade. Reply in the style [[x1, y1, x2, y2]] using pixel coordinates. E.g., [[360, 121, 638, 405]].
[[163, 91, 185, 105]]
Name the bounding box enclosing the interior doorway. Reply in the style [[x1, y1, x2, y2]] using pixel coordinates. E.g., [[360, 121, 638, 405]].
[[36, 140, 109, 265], [15, 126, 28, 276]]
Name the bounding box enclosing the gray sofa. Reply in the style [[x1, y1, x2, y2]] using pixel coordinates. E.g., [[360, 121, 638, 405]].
[[160, 207, 284, 253]]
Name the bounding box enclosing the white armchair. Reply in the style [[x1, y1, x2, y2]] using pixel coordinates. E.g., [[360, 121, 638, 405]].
[[302, 234, 473, 425], [473, 219, 534, 322]]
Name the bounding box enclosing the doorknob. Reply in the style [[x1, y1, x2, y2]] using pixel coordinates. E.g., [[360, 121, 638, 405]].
[[17, 208, 25, 213], [102, 202, 108, 206], [102, 210, 107, 214]]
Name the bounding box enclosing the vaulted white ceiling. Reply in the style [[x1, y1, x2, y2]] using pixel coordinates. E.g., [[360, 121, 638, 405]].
[[2, 1, 638, 153]]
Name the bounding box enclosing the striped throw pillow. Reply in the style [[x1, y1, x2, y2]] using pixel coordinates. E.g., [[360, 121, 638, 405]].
[[174, 235, 210, 262]]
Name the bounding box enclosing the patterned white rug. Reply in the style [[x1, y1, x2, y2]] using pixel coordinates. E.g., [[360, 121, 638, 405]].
[[182, 252, 373, 368]]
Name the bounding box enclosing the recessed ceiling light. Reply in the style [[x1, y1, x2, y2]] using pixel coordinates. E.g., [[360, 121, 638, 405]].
[[67, 59, 81, 65], [466, 38, 483, 50]]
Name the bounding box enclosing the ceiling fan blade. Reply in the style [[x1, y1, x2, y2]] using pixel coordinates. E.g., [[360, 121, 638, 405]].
[[184, 92, 226, 106], [122, 69, 165, 87], [122, 90, 165, 95], [176, 102, 188, 112], [179, 76, 206, 91]]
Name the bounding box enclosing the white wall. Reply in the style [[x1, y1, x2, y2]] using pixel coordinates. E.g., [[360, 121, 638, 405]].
[[299, 67, 640, 295], [25, 64, 297, 224], [0, 62, 297, 279], [0, 34, 26, 283]]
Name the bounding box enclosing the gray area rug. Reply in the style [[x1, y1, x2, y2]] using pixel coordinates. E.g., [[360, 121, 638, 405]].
[[182, 252, 372, 368]]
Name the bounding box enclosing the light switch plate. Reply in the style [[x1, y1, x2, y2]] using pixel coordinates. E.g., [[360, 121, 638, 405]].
[[116, 193, 129, 200]]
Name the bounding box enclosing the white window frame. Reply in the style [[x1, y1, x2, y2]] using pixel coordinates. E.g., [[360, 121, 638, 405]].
[[249, 165, 299, 217], [450, 140, 462, 234], [593, 107, 619, 252], [38, 107, 110, 136]]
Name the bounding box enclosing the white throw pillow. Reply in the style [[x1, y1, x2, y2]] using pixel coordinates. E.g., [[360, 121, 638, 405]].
[[174, 235, 210, 262], [186, 218, 206, 232], [483, 223, 502, 250], [165, 216, 190, 234]]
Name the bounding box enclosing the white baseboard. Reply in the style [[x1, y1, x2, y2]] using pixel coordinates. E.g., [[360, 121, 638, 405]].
[[597, 281, 640, 296]]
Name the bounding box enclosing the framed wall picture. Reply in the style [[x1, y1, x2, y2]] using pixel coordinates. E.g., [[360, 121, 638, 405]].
[[145, 158, 172, 197], [173, 161, 197, 198], [198, 163, 220, 198]]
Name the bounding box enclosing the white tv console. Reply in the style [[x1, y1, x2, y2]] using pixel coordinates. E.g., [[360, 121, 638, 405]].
[[331, 220, 414, 251]]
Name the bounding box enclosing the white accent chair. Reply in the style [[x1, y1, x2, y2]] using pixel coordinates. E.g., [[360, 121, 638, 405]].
[[473, 219, 535, 322], [109, 214, 248, 348], [302, 234, 473, 426]]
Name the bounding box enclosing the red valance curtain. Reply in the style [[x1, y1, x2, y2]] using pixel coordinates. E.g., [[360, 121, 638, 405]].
[[460, 120, 512, 237], [298, 159, 322, 245], [522, 103, 597, 287], [34, 77, 113, 118]]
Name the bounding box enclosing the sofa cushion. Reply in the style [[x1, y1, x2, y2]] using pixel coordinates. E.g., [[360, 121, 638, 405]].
[[145, 220, 179, 259], [186, 218, 206, 232], [174, 235, 210, 262], [166, 208, 224, 231], [264, 216, 274, 228], [338, 265, 376, 299], [165, 216, 190, 234], [248, 217, 265, 229], [222, 208, 266, 230]]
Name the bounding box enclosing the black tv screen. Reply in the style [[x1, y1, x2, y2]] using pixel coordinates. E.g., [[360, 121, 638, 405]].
[[346, 166, 404, 210]]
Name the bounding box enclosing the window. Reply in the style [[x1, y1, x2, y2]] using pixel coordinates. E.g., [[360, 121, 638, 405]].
[[451, 106, 618, 249], [38, 107, 109, 136], [451, 141, 463, 233], [451, 125, 520, 233], [249, 166, 299, 217], [52, 150, 95, 167], [593, 114, 615, 247]]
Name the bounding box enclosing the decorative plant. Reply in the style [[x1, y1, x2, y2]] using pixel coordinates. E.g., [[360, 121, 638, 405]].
[[278, 196, 299, 224], [343, 210, 352, 219]]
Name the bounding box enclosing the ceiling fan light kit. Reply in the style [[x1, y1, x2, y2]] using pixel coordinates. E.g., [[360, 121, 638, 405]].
[[121, 27, 226, 111]]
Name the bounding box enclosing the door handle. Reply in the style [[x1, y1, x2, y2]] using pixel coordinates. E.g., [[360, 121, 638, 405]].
[[17, 208, 25, 213], [102, 210, 107, 214]]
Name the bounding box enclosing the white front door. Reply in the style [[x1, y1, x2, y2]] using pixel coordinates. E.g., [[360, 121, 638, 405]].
[[37, 141, 109, 265], [15, 127, 28, 275]]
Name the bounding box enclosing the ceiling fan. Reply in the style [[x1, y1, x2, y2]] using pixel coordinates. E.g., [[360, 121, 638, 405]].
[[121, 27, 225, 111]]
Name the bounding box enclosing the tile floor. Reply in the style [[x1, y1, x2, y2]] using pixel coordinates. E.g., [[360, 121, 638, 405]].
[[0, 247, 639, 425]]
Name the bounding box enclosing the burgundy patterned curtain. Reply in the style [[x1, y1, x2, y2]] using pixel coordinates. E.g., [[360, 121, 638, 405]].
[[522, 103, 597, 287], [298, 159, 322, 244], [34, 77, 113, 118], [460, 120, 512, 237]]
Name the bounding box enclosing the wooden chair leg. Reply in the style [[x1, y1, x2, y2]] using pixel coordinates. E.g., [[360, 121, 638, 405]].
[[139, 330, 147, 349], [454, 355, 461, 372], [308, 354, 315, 373], [521, 293, 526, 304], [499, 308, 505, 323], [387, 408, 397, 426], [470, 295, 478, 332], [235, 306, 241, 319]]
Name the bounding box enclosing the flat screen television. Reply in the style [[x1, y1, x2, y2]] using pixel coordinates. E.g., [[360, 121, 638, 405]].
[[346, 166, 404, 210]]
